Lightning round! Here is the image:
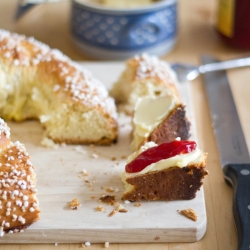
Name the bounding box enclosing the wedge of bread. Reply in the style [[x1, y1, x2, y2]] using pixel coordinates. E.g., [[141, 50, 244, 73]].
[[131, 95, 191, 150], [0, 29, 117, 145], [110, 53, 179, 114], [122, 141, 208, 202], [0, 118, 40, 235]]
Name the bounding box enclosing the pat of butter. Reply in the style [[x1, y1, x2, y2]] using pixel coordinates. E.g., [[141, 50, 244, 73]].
[[133, 95, 177, 137]]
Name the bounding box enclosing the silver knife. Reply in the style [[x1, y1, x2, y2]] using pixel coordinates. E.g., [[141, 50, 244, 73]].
[[201, 55, 250, 250]]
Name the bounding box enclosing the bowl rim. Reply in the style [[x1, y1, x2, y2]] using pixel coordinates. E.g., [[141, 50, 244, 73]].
[[72, 0, 177, 14]]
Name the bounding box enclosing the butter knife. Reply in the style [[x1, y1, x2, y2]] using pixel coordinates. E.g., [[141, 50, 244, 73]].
[[201, 55, 250, 250]]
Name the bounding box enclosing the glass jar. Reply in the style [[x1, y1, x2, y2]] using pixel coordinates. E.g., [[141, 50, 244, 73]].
[[216, 0, 250, 49]]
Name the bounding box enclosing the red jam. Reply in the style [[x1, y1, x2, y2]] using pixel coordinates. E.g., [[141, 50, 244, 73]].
[[125, 141, 197, 173]]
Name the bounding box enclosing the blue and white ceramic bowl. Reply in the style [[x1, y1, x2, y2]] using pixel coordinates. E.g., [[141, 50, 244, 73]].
[[71, 0, 178, 60]]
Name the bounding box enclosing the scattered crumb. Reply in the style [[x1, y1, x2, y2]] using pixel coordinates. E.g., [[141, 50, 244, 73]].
[[99, 195, 117, 205], [178, 208, 197, 221], [91, 196, 96, 199], [55, 242, 58, 246], [106, 187, 114, 193], [108, 209, 118, 217], [60, 143, 67, 147], [118, 207, 128, 213], [124, 200, 130, 204], [82, 169, 89, 176], [75, 146, 87, 154], [104, 241, 109, 248], [114, 188, 119, 193], [41, 137, 58, 149], [111, 157, 116, 161], [69, 198, 81, 210], [121, 155, 127, 159], [85, 241, 91, 247], [92, 153, 99, 159], [108, 203, 128, 217], [96, 205, 105, 211], [155, 236, 160, 240], [134, 203, 142, 207]]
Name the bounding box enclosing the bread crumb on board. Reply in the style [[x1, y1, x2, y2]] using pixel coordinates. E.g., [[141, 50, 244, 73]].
[[41, 137, 58, 149], [104, 241, 109, 248], [99, 195, 128, 217], [99, 195, 117, 205], [178, 208, 197, 221], [108, 203, 128, 217], [134, 203, 142, 207], [96, 205, 105, 211], [69, 198, 81, 210]]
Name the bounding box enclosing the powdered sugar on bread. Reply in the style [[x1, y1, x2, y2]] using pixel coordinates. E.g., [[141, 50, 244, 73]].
[[0, 118, 40, 236]]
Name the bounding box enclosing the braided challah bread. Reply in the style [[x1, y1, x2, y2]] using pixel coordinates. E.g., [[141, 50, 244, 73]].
[[0, 29, 117, 145], [0, 118, 40, 236]]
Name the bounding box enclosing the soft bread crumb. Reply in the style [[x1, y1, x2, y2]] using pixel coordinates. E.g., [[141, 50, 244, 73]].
[[92, 153, 99, 159], [104, 242, 109, 248], [75, 146, 87, 154], [108, 203, 128, 217], [81, 169, 89, 176], [135, 203, 142, 207], [96, 205, 105, 211], [178, 208, 197, 221], [41, 137, 58, 149], [106, 187, 114, 193], [69, 198, 81, 210], [99, 195, 117, 205]]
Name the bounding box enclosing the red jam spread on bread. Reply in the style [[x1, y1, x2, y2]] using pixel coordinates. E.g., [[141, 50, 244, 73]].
[[125, 141, 197, 173]]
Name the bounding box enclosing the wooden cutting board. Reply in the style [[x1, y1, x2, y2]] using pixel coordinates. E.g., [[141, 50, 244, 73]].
[[0, 62, 207, 244]]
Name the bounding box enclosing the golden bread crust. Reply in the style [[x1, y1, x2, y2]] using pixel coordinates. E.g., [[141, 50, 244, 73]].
[[0, 29, 117, 145], [110, 54, 180, 113], [144, 104, 191, 146], [0, 118, 40, 236]]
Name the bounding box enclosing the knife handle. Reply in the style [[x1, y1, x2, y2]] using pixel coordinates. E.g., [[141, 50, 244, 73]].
[[223, 163, 250, 250]]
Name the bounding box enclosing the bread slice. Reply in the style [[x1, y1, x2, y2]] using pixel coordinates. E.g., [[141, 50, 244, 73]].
[[122, 141, 208, 202], [0, 29, 117, 145], [0, 118, 40, 235], [131, 95, 191, 150], [110, 54, 179, 114]]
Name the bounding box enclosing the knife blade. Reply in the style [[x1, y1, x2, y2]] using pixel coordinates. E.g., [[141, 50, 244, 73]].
[[201, 55, 250, 250]]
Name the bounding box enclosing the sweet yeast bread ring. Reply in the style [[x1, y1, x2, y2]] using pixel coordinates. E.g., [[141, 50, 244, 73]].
[[110, 53, 180, 114], [0, 118, 40, 236], [0, 29, 117, 145]]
